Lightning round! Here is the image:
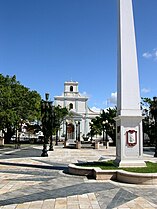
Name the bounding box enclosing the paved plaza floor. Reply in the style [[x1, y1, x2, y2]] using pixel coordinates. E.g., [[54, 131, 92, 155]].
[[0, 143, 157, 209]]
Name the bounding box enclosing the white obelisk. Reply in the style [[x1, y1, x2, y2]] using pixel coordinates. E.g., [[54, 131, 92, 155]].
[[115, 0, 146, 167]]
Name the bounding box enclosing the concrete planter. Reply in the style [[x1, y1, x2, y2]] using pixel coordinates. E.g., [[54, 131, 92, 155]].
[[68, 163, 157, 185], [117, 170, 157, 185], [68, 163, 93, 177]]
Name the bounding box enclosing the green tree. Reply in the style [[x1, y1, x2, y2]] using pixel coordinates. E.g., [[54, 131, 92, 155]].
[[53, 105, 68, 144], [89, 117, 102, 139], [141, 97, 155, 145], [100, 108, 116, 145], [150, 97, 157, 156], [0, 74, 41, 143], [88, 107, 116, 144]]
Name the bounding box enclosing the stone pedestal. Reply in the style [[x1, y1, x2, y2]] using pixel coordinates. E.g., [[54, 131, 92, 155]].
[[76, 141, 81, 149], [104, 141, 109, 149], [95, 141, 99, 149], [0, 138, 4, 146], [115, 116, 145, 167], [64, 141, 67, 148]]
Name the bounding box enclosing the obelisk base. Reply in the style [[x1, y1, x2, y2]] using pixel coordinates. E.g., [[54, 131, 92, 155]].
[[114, 159, 146, 168], [114, 115, 146, 168]]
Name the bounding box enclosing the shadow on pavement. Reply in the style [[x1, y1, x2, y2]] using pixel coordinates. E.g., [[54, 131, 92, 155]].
[[0, 147, 43, 159], [0, 161, 68, 171]]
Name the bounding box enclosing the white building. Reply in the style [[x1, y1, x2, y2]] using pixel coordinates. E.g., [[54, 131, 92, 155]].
[[54, 81, 100, 140]]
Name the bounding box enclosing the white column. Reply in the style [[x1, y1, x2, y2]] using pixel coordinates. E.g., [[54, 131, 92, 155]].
[[84, 100, 88, 136], [115, 0, 145, 167], [75, 99, 78, 112]]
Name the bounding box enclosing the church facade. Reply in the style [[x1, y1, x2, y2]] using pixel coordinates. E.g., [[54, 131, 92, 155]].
[[54, 81, 100, 140]]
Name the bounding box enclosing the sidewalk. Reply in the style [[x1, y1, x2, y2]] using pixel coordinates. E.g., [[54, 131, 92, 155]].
[[0, 144, 157, 208]]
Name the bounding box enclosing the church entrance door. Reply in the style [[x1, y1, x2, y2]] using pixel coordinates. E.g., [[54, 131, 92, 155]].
[[67, 123, 74, 139]]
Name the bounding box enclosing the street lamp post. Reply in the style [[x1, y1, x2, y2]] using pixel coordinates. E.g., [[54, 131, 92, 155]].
[[49, 135, 54, 151], [49, 105, 55, 151], [75, 121, 80, 142], [150, 97, 157, 157], [102, 120, 108, 148], [65, 121, 68, 141], [15, 121, 19, 149], [90, 121, 93, 142], [76, 121, 81, 149], [76, 122, 78, 142], [41, 93, 53, 157], [64, 120, 68, 147], [55, 128, 59, 146], [105, 121, 108, 149], [102, 121, 105, 146], [78, 121, 80, 142]]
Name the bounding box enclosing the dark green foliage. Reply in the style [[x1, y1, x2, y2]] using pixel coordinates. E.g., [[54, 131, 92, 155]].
[[53, 105, 68, 143], [141, 97, 157, 145], [88, 107, 116, 144], [89, 116, 102, 137], [100, 108, 116, 144], [53, 105, 68, 131], [0, 74, 41, 143]]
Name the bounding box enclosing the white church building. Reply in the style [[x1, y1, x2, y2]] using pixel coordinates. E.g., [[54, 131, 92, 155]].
[[54, 81, 100, 140]]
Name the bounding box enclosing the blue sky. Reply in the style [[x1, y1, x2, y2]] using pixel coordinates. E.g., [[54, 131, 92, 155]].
[[0, 0, 157, 110]]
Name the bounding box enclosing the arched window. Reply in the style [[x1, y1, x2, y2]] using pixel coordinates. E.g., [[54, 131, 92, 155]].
[[69, 103, 73, 110], [70, 86, 73, 92]]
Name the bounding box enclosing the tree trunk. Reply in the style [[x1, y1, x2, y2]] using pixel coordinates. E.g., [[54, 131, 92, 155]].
[[55, 130, 58, 145]]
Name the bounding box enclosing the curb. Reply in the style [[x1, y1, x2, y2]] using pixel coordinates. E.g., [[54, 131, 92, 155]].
[[68, 163, 157, 185]]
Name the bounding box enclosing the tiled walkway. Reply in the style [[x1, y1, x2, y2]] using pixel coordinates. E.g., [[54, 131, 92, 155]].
[[0, 144, 157, 208]]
